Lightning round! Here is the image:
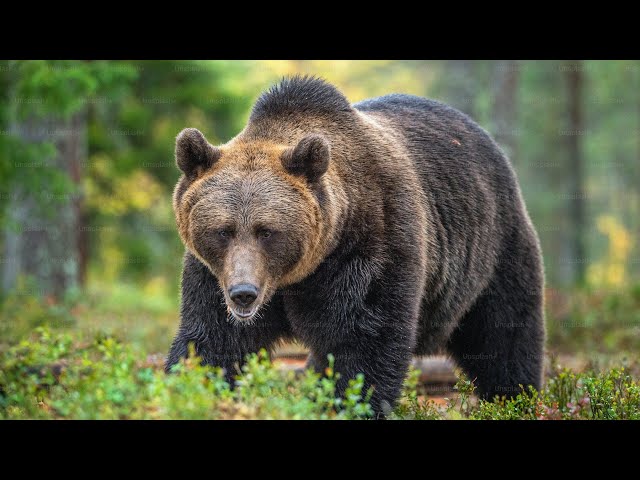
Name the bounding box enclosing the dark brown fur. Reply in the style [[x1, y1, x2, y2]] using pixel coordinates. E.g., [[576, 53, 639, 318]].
[[166, 76, 545, 417]]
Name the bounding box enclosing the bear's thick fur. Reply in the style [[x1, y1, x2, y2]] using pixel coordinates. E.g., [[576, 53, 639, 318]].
[[166, 76, 545, 415]]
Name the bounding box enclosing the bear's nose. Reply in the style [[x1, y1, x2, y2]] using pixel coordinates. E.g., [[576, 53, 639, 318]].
[[229, 284, 258, 308]]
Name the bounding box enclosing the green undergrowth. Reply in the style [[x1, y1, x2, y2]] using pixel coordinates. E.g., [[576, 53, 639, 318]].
[[395, 363, 640, 420], [467, 367, 640, 419], [0, 328, 373, 419], [1, 328, 639, 420], [547, 284, 640, 353]]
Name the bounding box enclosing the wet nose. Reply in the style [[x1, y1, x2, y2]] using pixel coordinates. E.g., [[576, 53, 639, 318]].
[[229, 284, 258, 308]]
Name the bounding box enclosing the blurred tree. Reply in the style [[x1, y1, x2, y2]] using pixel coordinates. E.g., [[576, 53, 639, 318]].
[[0, 61, 136, 298], [565, 60, 586, 285], [492, 60, 520, 160], [2, 112, 86, 298]]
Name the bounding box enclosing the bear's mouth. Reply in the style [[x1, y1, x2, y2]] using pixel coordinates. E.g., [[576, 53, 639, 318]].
[[223, 283, 273, 324], [227, 304, 261, 324], [232, 307, 257, 319]]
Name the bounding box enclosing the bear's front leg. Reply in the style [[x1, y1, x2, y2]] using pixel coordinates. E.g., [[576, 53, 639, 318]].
[[166, 252, 288, 383], [285, 255, 424, 418], [308, 325, 414, 418], [294, 260, 422, 418]]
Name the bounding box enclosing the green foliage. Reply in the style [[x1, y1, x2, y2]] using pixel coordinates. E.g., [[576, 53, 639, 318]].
[[0, 60, 137, 223], [446, 373, 478, 419], [0, 277, 76, 345], [391, 365, 443, 420], [1, 324, 639, 419], [547, 284, 640, 353], [8, 60, 137, 119], [0, 328, 373, 420], [392, 367, 640, 420], [470, 368, 640, 420], [2, 284, 639, 420]]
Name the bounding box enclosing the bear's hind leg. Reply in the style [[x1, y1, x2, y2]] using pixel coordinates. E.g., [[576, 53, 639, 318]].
[[446, 254, 545, 401]]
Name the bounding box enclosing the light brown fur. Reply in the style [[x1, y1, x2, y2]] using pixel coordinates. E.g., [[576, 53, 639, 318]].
[[173, 135, 348, 322]]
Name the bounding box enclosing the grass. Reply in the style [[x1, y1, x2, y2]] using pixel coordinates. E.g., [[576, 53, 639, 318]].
[[1, 279, 639, 420]]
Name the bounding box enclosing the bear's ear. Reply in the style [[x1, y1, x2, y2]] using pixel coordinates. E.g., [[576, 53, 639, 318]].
[[281, 133, 330, 183], [175, 128, 221, 178]]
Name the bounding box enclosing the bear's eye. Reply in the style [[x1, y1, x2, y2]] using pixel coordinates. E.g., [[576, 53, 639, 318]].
[[258, 229, 272, 239], [218, 229, 232, 239]]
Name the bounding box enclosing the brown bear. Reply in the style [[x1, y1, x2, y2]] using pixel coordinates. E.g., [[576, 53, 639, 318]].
[[166, 76, 545, 416]]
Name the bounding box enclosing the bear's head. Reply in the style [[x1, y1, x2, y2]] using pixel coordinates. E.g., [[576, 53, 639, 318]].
[[173, 127, 336, 323]]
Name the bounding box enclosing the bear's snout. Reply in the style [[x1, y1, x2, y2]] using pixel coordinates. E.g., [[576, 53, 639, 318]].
[[229, 283, 258, 310]]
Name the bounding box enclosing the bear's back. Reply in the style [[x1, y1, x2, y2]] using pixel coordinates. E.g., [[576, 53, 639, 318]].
[[353, 93, 520, 217], [356, 93, 529, 322], [354, 94, 505, 168]]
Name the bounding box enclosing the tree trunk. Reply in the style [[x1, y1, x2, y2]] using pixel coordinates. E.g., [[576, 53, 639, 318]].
[[1, 111, 87, 299], [68, 112, 89, 287], [492, 60, 520, 160], [565, 61, 586, 285]]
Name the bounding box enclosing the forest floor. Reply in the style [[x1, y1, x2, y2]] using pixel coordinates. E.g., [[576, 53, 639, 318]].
[[1, 282, 639, 419]]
